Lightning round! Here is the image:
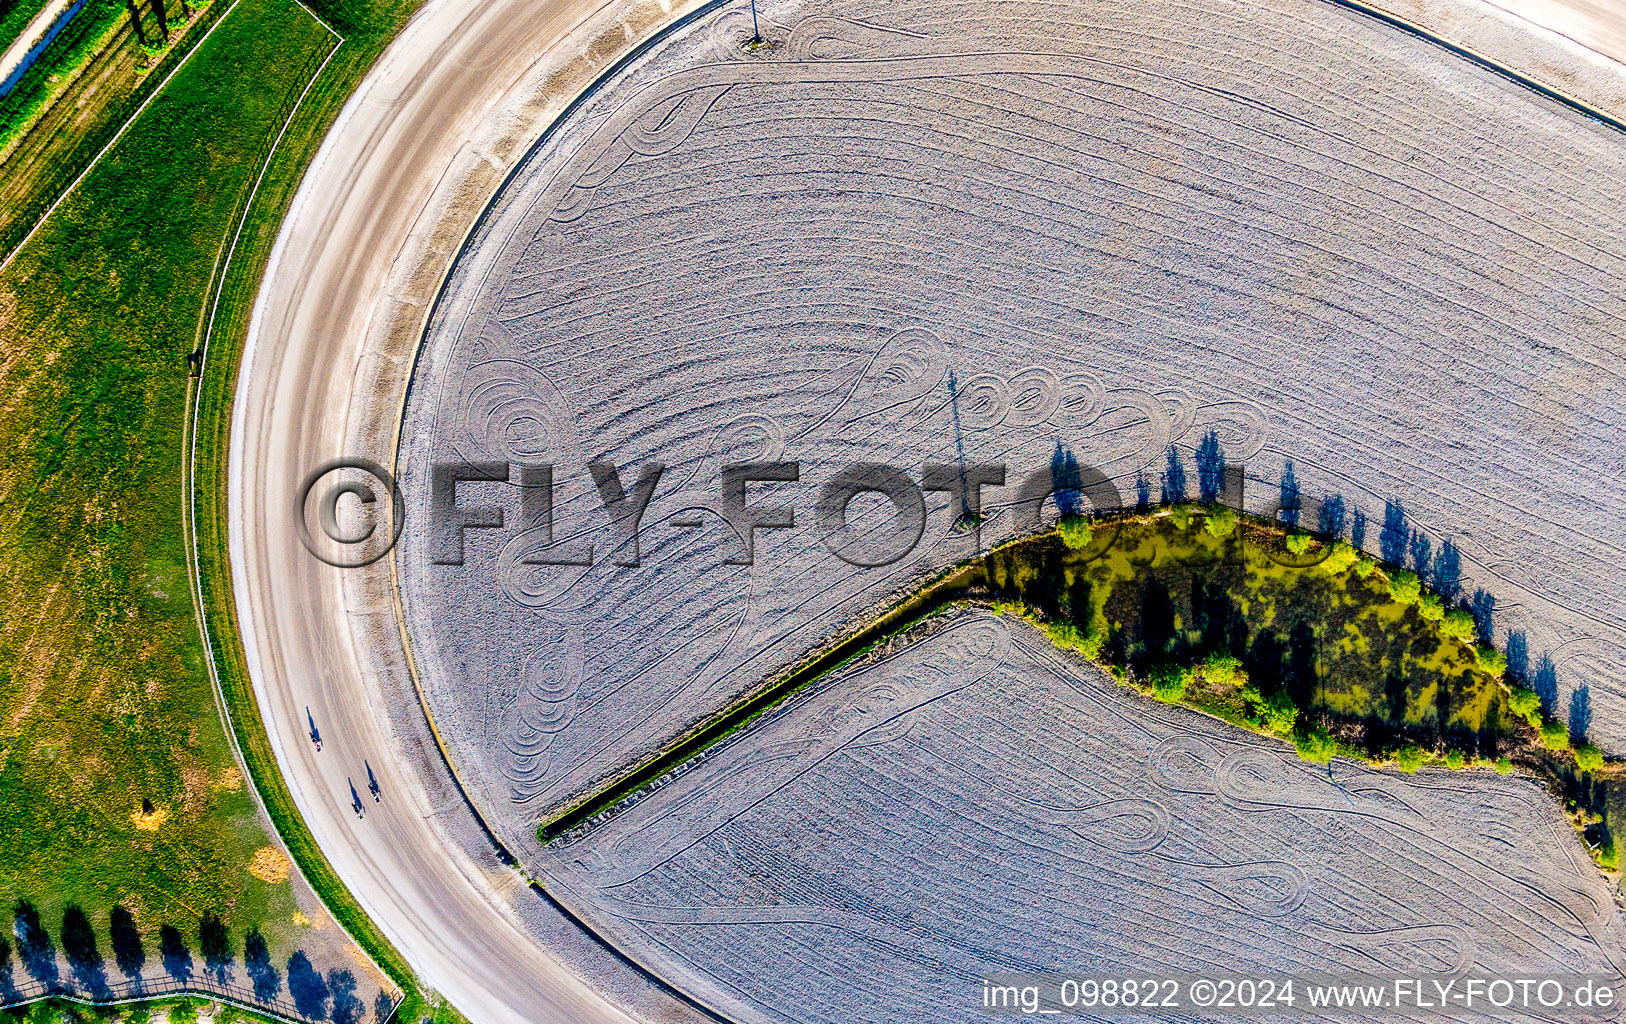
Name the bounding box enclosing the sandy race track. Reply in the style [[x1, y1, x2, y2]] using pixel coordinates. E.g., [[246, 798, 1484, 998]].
[[232, 0, 1626, 1021], [227, 0, 724, 1021]]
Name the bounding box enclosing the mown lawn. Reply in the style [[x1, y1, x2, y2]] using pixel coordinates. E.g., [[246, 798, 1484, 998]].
[[0, 0, 336, 970]]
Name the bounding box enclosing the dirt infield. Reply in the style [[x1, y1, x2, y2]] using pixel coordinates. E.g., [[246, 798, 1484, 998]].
[[539, 610, 1626, 1022], [399, 0, 1626, 872]]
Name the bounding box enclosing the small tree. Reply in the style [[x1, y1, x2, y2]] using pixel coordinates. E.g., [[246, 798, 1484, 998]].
[[1442, 608, 1476, 642], [1243, 683, 1298, 736], [1057, 515, 1092, 550], [1477, 645, 1508, 675], [1417, 593, 1445, 621], [1203, 504, 1236, 539], [1393, 744, 1428, 773], [1507, 686, 1542, 727], [1295, 724, 1335, 764], [1387, 569, 1421, 605], [1198, 652, 1244, 689], [1150, 664, 1189, 704], [1575, 744, 1605, 772], [1317, 540, 1359, 575], [1540, 720, 1571, 752]]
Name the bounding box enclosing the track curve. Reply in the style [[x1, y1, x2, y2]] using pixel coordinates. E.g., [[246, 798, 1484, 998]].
[[227, 0, 716, 1020], [228, 0, 1626, 1021]]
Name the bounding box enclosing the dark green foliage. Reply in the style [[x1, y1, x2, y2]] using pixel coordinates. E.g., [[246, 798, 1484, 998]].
[[1294, 724, 1335, 764], [1393, 745, 1428, 773], [1150, 663, 1190, 703]]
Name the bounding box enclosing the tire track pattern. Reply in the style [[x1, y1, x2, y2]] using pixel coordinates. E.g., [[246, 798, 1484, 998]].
[[396, 0, 1626, 949], [543, 611, 1626, 1023]]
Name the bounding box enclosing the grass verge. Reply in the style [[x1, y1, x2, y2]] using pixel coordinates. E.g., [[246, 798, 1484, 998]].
[[182, 0, 431, 1002]]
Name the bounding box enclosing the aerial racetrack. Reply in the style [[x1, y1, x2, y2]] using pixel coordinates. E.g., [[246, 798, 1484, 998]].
[[383, 0, 1626, 1017]]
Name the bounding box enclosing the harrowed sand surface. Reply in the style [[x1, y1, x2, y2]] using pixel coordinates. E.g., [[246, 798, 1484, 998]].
[[231, 0, 1626, 1016], [400, 0, 1626, 872], [544, 611, 1626, 1023]]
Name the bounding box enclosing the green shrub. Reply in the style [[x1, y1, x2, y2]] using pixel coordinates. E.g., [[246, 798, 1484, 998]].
[[1318, 541, 1360, 575], [1169, 505, 1194, 531], [1199, 652, 1244, 689], [1575, 744, 1605, 772], [1242, 683, 1299, 736], [1495, 756, 1513, 774], [1150, 663, 1191, 703], [1444, 750, 1465, 769], [1418, 593, 1444, 621], [1442, 608, 1476, 642], [1057, 515, 1093, 550], [1599, 833, 1619, 871], [1295, 724, 1336, 764], [1284, 531, 1314, 555], [1387, 569, 1421, 604], [1352, 556, 1379, 578], [1204, 505, 1237, 538], [1477, 645, 1508, 675], [1045, 619, 1104, 660], [1540, 720, 1571, 752], [1393, 744, 1428, 773], [1507, 686, 1542, 726]]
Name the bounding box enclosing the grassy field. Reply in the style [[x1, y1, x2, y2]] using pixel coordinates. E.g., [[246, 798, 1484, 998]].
[[10, 994, 290, 1023], [0, 0, 428, 1008], [180, 0, 439, 1003]]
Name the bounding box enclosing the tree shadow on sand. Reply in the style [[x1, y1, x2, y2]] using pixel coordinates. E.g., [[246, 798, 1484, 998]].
[[159, 924, 194, 984], [110, 907, 144, 990], [0, 932, 18, 1002], [287, 951, 329, 1020], [199, 913, 233, 983], [13, 901, 57, 988], [244, 929, 281, 1003], [59, 906, 110, 999], [328, 969, 361, 1024]]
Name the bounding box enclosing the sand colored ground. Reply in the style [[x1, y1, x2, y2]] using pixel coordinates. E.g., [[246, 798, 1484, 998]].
[[548, 611, 1626, 1022], [235, 0, 1626, 1020]]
